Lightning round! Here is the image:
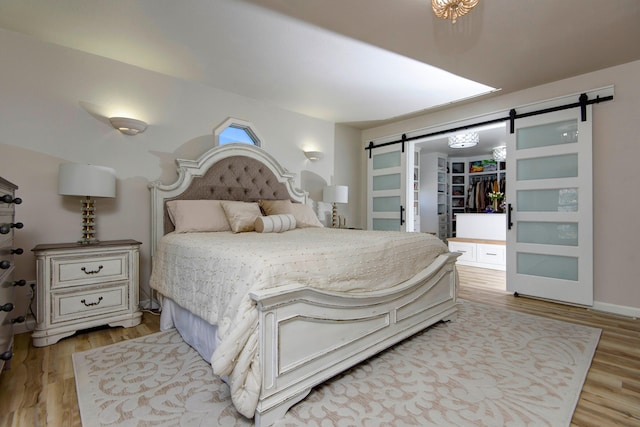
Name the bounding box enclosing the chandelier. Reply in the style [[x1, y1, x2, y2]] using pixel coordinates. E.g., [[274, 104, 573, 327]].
[[448, 132, 479, 148], [492, 145, 506, 161], [432, 0, 479, 24]]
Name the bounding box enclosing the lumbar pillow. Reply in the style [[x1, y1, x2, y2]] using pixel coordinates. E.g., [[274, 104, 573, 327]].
[[254, 214, 297, 233]]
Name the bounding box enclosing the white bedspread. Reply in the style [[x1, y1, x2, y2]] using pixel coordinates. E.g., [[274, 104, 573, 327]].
[[149, 228, 448, 418]]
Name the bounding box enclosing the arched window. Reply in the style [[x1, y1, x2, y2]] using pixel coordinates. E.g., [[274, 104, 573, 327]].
[[214, 118, 263, 147]]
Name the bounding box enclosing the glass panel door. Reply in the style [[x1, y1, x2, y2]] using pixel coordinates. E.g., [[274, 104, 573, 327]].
[[506, 108, 593, 306], [367, 143, 409, 231]]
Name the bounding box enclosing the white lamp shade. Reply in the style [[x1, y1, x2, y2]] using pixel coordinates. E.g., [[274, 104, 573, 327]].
[[58, 163, 116, 198], [323, 185, 348, 204]]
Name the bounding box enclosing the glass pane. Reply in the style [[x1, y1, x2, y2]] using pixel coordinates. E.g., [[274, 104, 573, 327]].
[[517, 154, 577, 181], [219, 126, 259, 146], [373, 174, 401, 191], [517, 119, 578, 150], [517, 189, 578, 212], [517, 252, 578, 281], [373, 151, 401, 170], [373, 196, 400, 212], [373, 218, 400, 231], [517, 222, 578, 246]]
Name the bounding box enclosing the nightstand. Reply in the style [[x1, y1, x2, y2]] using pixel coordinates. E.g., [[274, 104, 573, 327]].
[[31, 239, 142, 347]]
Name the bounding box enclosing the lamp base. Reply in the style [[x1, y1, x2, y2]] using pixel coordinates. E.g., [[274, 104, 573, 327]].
[[79, 197, 99, 244], [78, 238, 100, 245], [332, 203, 338, 228]]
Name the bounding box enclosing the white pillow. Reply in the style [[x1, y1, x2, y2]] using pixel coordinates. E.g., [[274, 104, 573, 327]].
[[291, 203, 324, 228], [166, 200, 231, 233], [254, 214, 297, 233]]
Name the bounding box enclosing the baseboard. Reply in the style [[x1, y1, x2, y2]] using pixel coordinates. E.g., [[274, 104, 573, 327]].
[[591, 301, 639, 319]]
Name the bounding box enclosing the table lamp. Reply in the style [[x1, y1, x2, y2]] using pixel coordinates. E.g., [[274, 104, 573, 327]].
[[58, 163, 116, 244], [323, 185, 348, 228]]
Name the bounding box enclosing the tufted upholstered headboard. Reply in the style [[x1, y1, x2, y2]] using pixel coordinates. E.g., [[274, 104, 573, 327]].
[[149, 143, 308, 256]]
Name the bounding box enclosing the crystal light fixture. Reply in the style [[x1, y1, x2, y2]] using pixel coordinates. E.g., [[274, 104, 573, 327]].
[[448, 132, 479, 149], [492, 145, 506, 161], [432, 0, 479, 24]]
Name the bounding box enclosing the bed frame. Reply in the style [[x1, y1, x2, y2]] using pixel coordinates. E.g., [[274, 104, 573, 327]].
[[149, 143, 459, 426]]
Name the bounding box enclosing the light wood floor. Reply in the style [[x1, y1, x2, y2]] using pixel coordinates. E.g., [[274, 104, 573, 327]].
[[1, 266, 638, 426]]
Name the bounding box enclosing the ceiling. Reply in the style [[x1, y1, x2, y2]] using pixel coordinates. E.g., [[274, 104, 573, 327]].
[[0, 0, 639, 144]]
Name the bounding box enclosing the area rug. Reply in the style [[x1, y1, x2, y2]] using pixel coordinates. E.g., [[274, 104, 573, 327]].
[[72, 301, 600, 427]]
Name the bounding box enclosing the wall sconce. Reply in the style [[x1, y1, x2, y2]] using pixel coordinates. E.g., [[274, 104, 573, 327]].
[[304, 150, 324, 161], [58, 163, 116, 244], [109, 117, 147, 135]]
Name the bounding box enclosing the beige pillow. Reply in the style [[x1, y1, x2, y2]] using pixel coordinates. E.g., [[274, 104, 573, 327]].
[[255, 214, 296, 233], [290, 203, 324, 228], [166, 200, 231, 233], [221, 201, 262, 233], [259, 199, 292, 216]]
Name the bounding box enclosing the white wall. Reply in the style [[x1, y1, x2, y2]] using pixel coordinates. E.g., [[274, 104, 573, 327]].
[[0, 29, 337, 320], [362, 60, 640, 314], [334, 124, 363, 229]]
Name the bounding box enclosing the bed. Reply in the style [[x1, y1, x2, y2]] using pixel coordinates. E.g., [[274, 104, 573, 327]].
[[148, 143, 459, 426]]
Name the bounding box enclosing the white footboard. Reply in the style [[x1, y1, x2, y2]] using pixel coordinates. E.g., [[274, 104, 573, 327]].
[[249, 252, 460, 426]]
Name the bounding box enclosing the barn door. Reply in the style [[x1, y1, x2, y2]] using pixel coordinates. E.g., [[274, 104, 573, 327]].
[[367, 143, 409, 231], [506, 106, 593, 306]]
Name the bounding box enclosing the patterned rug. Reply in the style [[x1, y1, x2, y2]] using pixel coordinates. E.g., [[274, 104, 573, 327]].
[[72, 301, 600, 426]]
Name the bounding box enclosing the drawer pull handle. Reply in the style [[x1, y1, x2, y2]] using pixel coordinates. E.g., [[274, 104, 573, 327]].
[[81, 265, 103, 275], [11, 248, 24, 255], [0, 303, 14, 312], [0, 260, 10, 269], [12, 316, 25, 324], [0, 222, 23, 234], [81, 296, 103, 307], [0, 351, 12, 361], [1, 195, 21, 204], [12, 279, 26, 287]]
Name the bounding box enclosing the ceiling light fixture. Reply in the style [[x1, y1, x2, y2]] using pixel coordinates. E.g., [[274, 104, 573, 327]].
[[432, 0, 479, 24], [448, 132, 479, 149], [109, 117, 147, 135], [492, 145, 506, 161]]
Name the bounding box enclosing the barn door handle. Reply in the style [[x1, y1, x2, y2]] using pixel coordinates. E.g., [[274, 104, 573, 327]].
[[507, 203, 513, 230], [400, 205, 405, 226]]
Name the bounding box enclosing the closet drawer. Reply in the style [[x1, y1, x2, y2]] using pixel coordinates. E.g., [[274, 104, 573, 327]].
[[448, 241, 475, 262], [477, 244, 505, 265]]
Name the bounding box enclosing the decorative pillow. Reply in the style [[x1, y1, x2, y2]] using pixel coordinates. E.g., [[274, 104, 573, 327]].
[[290, 202, 324, 228], [220, 201, 262, 233], [259, 199, 293, 216], [166, 200, 231, 233], [254, 214, 297, 233]]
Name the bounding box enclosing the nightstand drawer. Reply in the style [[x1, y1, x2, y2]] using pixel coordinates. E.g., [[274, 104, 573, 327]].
[[52, 252, 129, 289], [51, 282, 128, 323]]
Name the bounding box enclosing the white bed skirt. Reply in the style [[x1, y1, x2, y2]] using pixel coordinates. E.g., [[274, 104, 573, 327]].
[[160, 297, 220, 363]]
